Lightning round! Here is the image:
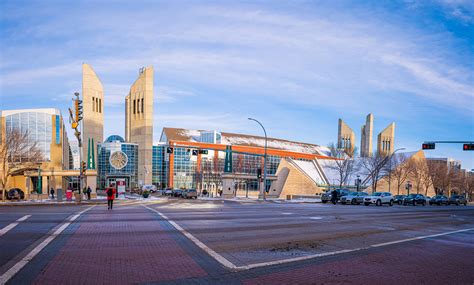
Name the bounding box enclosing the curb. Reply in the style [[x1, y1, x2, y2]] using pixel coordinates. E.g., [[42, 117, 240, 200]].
[[0, 201, 107, 207]]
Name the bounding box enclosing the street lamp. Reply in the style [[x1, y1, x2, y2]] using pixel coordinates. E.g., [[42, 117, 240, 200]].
[[248, 118, 267, 200], [387, 148, 406, 193], [355, 175, 361, 192]]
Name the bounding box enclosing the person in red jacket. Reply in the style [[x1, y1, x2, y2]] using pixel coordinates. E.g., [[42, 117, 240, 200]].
[[106, 187, 116, 210]]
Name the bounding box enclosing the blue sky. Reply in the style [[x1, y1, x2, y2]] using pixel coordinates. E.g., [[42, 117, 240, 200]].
[[1, 0, 473, 169]]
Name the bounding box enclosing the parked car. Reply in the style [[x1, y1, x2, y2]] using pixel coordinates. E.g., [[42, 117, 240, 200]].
[[172, 189, 183, 197], [393, 195, 407, 205], [321, 189, 351, 203], [7, 188, 25, 200], [340, 192, 368, 205], [429, 195, 449, 205], [142, 185, 157, 193], [448, 195, 467, 206], [182, 189, 198, 199], [364, 192, 394, 206], [403, 194, 426, 206]]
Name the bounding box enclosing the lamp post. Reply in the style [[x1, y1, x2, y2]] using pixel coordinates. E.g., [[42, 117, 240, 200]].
[[355, 175, 361, 192], [387, 148, 406, 193], [248, 118, 267, 200]]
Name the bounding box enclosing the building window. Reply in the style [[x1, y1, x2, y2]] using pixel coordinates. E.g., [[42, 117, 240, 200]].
[[141, 98, 144, 113], [133, 100, 136, 114], [99, 98, 102, 113]]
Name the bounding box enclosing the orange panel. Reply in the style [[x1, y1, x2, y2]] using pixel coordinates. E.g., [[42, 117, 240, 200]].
[[168, 151, 174, 188]]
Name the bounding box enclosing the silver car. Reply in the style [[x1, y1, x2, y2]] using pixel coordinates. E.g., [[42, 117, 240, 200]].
[[340, 192, 368, 205]]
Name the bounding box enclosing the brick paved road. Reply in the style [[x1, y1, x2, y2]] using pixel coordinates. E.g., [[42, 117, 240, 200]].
[[0, 200, 473, 284]]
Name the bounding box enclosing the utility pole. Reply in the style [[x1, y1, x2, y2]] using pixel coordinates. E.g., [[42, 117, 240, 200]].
[[69, 92, 84, 200]]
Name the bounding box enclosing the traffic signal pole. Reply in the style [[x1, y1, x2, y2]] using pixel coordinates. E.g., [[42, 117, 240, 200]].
[[69, 92, 84, 200]]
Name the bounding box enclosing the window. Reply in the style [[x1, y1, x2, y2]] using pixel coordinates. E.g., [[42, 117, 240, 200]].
[[141, 98, 144, 113], [133, 100, 136, 114], [92, 97, 95, 112], [99, 98, 102, 113]]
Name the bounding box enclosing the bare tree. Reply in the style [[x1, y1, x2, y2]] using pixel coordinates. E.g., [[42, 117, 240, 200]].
[[411, 159, 432, 195], [452, 171, 474, 200], [360, 152, 388, 193], [0, 129, 43, 200], [390, 153, 413, 195], [327, 143, 357, 189]]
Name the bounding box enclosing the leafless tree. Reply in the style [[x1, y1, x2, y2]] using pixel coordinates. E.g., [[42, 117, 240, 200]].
[[452, 171, 474, 200], [0, 129, 43, 200], [410, 159, 426, 194], [360, 152, 388, 193], [327, 143, 357, 189], [390, 153, 413, 195]]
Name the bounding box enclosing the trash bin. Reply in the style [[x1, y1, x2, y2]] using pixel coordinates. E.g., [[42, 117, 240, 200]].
[[66, 189, 73, 201], [57, 188, 63, 202]]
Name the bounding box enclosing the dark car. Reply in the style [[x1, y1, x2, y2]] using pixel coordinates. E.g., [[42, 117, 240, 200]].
[[7, 188, 25, 200], [321, 189, 351, 203], [403, 194, 426, 206], [182, 189, 198, 199], [448, 195, 467, 206], [393, 195, 407, 205], [429, 195, 449, 206], [172, 189, 183, 197]]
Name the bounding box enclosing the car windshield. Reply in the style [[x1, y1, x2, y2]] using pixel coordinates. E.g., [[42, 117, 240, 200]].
[[373, 192, 383, 196], [358, 192, 368, 196], [407, 194, 416, 198], [349, 192, 358, 196]]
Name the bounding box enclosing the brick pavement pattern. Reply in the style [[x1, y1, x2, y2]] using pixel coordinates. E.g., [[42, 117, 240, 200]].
[[33, 205, 207, 284]]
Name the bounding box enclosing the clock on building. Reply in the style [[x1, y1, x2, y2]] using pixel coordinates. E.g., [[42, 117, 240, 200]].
[[109, 151, 128, 169]]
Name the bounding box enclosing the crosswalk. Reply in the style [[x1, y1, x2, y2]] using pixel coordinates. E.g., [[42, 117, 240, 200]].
[[0, 215, 31, 237]]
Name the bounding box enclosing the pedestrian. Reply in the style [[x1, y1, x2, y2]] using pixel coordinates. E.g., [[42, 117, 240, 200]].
[[106, 187, 116, 210], [331, 189, 338, 205], [86, 186, 91, 200], [50, 188, 55, 200]]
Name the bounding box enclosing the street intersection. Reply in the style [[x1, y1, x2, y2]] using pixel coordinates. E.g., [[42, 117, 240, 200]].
[[0, 199, 473, 284]]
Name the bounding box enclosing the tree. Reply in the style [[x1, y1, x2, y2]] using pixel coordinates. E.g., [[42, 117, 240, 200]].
[[327, 143, 357, 189], [411, 159, 426, 194], [0, 129, 43, 200], [390, 153, 413, 195], [360, 152, 389, 193]]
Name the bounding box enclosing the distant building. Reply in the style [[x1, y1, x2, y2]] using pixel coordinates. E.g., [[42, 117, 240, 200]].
[[337, 119, 355, 154], [426, 157, 462, 172], [377, 122, 395, 156], [360, 113, 374, 157]]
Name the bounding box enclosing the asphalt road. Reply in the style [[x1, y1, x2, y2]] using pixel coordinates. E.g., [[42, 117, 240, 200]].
[[0, 199, 472, 284]]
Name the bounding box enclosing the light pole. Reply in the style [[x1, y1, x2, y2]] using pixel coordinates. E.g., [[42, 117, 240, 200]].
[[355, 175, 361, 192], [387, 148, 406, 193], [248, 118, 267, 200]]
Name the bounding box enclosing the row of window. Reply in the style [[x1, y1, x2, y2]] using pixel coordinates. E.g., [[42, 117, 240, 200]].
[[92, 97, 102, 113], [132, 98, 144, 115]]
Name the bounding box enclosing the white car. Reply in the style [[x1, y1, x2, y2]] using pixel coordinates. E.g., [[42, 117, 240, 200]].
[[142, 185, 157, 193], [363, 192, 394, 206], [340, 192, 368, 205]]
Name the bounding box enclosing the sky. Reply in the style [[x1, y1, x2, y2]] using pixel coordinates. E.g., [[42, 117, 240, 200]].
[[0, 0, 473, 169]]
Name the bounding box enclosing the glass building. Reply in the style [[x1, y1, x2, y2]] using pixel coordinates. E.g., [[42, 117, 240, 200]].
[[97, 135, 138, 189]]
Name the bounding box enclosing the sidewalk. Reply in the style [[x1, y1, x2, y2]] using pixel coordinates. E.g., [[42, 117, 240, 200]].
[[0, 198, 108, 206]]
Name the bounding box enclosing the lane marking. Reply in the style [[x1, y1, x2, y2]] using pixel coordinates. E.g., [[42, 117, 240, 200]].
[[0, 206, 94, 284], [0, 215, 32, 237], [281, 212, 293, 215], [143, 204, 474, 272], [309, 217, 323, 220], [143, 205, 238, 270]]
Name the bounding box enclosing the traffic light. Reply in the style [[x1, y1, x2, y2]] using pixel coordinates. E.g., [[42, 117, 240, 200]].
[[166, 147, 173, 154], [81, 161, 87, 174], [422, 143, 435, 150], [463, 143, 474, 151], [75, 99, 83, 122], [199, 149, 208, 155], [192, 149, 198, 156], [257, 168, 262, 179]]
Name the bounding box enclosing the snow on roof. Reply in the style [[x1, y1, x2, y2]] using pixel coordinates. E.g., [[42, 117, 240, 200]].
[[161, 127, 329, 156], [291, 159, 326, 185]]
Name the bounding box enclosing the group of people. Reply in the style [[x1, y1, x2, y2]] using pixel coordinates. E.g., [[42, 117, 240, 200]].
[[49, 186, 93, 200]]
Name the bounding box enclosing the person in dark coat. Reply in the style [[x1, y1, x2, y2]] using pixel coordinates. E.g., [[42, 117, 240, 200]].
[[50, 188, 55, 200], [331, 189, 338, 205], [86, 186, 91, 200]]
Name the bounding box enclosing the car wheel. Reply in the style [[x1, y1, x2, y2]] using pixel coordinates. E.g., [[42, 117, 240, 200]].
[[464, 202, 467, 206], [364, 203, 370, 206], [322, 201, 327, 204], [389, 200, 394, 206], [376, 199, 382, 206], [351, 199, 356, 205], [341, 202, 346, 205], [456, 202, 460, 206], [437, 202, 441, 206], [422, 201, 426, 206], [398, 201, 402, 205]]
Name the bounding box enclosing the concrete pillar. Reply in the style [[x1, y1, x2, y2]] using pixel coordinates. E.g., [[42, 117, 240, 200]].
[[42, 176, 48, 194]]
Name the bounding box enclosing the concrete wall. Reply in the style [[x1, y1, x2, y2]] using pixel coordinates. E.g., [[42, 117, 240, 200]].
[[377, 122, 395, 156], [338, 119, 355, 154], [275, 158, 324, 198], [360, 113, 374, 157]]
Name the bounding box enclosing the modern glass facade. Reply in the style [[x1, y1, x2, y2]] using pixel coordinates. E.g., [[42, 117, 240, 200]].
[[3, 111, 56, 161], [97, 136, 138, 189], [152, 144, 168, 189]]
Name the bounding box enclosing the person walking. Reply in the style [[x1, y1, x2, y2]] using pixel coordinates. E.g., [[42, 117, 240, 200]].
[[86, 186, 91, 200], [331, 189, 338, 205], [50, 188, 55, 200], [106, 187, 116, 210]]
